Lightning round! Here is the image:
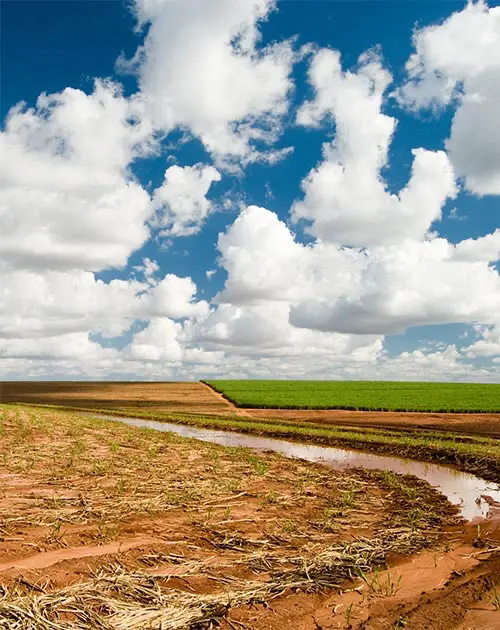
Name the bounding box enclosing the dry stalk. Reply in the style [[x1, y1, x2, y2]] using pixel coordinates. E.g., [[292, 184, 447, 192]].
[[0, 529, 428, 629]]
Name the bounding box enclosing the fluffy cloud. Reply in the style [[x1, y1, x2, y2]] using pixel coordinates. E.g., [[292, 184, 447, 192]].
[[292, 49, 457, 247], [290, 238, 500, 334], [217, 205, 362, 305], [152, 164, 221, 236], [134, 257, 160, 285], [453, 229, 500, 262], [465, 325, 500, 358], [126, 318, 183, 362], [183, 335, 493, 383], [399, 1, 500, 194], [217, 205, 314, 304], [0, 270, 139, 339], [193, 300, 383, 361], [0, 267, 208, 348], [217, 205, 500, 336], [127, 0, 295, 166], [0, 81, 155, 272], [0, 332, 118, 362], [137, 274, 209, 320], [0, 73, 214, 372], [365, 346, 493, 383]]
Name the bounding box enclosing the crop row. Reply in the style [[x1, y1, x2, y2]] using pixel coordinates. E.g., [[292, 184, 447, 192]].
[[203, 380, 500, 413]]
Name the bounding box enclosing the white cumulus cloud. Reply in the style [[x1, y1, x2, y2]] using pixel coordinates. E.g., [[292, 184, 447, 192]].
[[152, 164, 221, 237], [399, 1, 500, 195], [0, 81, 154, 272], [127, 0, 295, 166], [292, 49, 457, 247], [216, 205, 500, 336], [465, 325, 500, 358]]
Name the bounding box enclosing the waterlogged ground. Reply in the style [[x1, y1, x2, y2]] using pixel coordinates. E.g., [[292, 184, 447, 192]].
[[0, 406, 500, 629], [88, 414, 500, 521]]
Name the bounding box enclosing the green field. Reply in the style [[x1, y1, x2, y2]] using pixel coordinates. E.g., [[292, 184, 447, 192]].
[[204, 380, 500, 413]]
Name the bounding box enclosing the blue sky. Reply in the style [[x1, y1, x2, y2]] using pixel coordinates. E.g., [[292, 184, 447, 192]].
[[1, 0, 499, 381]]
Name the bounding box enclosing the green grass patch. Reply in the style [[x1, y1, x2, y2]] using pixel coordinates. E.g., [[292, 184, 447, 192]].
[[204, 380, 500, 413]]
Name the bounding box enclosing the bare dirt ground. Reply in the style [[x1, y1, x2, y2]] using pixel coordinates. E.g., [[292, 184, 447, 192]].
[[222, 518, 500, 630], [244, 407, 500, 439], [0, 381, 231, 415], [2, 380, 499, 437], [1, 404, 500, 628]]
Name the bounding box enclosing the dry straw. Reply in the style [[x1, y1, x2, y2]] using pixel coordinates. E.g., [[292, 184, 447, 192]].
[[0, 529, 426, 629]]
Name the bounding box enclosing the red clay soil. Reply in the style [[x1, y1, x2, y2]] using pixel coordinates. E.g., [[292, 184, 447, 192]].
[[221, 517, 500, 630], [245, 407, 500, 438], [1, 405, 454, 628], [2, 403, 500, 628]]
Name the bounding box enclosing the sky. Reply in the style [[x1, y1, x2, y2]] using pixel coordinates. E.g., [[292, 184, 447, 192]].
[[0, 0, 499, 382]]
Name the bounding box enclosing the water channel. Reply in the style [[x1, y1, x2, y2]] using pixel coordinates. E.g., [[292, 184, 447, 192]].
[[91, 414, 500, 522]]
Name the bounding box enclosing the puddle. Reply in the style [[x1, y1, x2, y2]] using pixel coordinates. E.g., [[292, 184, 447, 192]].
[[92, 414, 500, 521]]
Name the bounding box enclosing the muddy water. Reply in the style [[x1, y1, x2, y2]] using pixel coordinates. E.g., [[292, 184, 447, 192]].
[[93, 415, 500, 521]]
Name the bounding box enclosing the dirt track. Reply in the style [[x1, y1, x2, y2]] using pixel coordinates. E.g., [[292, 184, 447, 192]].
[[2, 380, 500, 438]]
